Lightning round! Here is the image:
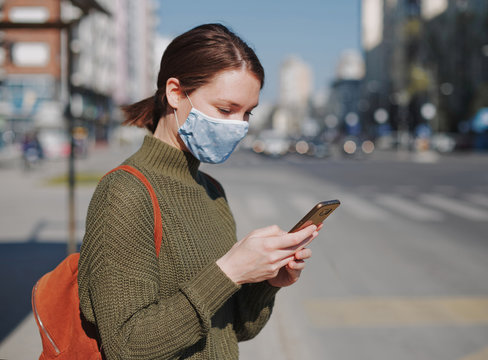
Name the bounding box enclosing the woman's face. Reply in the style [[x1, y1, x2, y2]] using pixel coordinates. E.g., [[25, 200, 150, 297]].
[[179, 68, 261, 123]]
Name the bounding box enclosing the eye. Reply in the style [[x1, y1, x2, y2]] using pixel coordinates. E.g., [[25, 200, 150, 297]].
[[243, 111, 254, 121], [218, 108, 231, 114]]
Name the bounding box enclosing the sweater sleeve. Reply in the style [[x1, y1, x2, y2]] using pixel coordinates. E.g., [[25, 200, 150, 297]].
[[233, 281, 280, 342], [79, 173, 240, 359], [198, 173, 281, 342]]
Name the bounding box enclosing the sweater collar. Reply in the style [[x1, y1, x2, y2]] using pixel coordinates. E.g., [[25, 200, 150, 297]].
[[134, 135, 200, 180]]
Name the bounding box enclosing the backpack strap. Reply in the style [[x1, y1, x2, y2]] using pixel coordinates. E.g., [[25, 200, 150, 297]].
[[104, 165, 163, 258]]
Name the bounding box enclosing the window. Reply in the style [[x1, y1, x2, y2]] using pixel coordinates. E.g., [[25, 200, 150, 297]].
[[8, 6, 49, 23], [11, 42, 50, 67]]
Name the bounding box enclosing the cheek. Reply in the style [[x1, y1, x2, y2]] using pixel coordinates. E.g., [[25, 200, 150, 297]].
[[180, 103, 194, 120]]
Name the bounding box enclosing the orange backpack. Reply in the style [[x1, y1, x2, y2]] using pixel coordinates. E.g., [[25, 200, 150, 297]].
[[31, 165, 163, 359]]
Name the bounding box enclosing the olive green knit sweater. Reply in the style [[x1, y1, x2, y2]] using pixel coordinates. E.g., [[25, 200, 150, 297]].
[[78, 135, 279, 360]]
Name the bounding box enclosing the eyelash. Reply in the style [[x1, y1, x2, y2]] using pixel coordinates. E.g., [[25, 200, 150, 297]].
[[218, 108, 254, 117]]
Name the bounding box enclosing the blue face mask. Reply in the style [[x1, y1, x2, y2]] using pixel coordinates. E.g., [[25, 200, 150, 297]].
[[175, 96, 249, 164]]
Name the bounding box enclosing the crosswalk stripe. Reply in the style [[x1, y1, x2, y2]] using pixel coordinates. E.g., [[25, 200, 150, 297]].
[[288, 194, 320, 214], [245, 193, 278, 220], [337, 194, 390, 221], [376, 194, 444, 221], [465, 193, 488, 209], [238, 190, 488, 225], [419, 194, 488, 221]]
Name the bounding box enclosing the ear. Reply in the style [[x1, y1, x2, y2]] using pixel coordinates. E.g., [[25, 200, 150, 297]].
[[166, 77, 183, 110]]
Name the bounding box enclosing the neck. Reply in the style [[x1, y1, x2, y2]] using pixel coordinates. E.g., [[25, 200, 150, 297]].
[[153, 114, 188, 151], [133, 135, 200, 181]]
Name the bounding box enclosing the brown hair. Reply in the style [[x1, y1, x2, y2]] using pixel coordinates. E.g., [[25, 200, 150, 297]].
[[122, 23, 265, 133]]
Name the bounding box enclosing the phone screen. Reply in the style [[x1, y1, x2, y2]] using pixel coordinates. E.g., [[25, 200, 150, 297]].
[[289, 200, 340, 233]]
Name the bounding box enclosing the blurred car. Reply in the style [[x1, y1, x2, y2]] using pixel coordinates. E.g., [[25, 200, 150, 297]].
[[292, 137, 331, 158], [252, 130, 290, 158], [430, 133, 456, 153], [341, 136, 375, 157]]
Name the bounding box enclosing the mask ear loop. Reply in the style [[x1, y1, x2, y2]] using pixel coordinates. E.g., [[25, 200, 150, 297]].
[[185, 92, 194, 108], [173, 109, 180, 130], [174, 92, 194, 130]]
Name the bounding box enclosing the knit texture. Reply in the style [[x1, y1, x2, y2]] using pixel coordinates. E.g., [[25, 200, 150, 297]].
[[78, 135, 279, 360]]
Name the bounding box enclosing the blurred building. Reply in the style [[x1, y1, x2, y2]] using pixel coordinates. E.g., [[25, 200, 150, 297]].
[[70, 0, 157, 140], [152, 33, 171, 89], [276, 55, 312, 136], [0, 0, 66, 134], [421, 0, 488, 136], [361, 0, 488, 146], [325, 49, 365, 137], [361, 0, 423, 141], [123, 0, 157, 104], [0, 0, 157, 148]]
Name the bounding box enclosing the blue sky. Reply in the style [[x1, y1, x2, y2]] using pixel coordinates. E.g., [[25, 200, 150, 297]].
[[156, 0, 361, 103]]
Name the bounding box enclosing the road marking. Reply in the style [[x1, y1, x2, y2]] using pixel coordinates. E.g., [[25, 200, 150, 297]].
[[433, 185, 457, 195], [376, 194, 444, 221], [288, 194, 321, 214], [419, 194, 488, 221], [356, 185, 378, 194], [304, 297, 488, 327], [460, 346, 488, 360], [394, 185, 417, 196], [245, 193, 278, 220], [338, 194, 390, 221], [465, 193, 488, 209]]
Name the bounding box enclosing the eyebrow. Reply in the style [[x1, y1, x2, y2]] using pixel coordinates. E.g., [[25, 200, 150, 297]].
[[217, 99, 259, 109]]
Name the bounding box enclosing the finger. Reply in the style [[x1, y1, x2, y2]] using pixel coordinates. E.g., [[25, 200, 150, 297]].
[[317, 223, 324, 231], [270, 233, 316, 262], [287, 259, 305, 271], [289, 229, 319, 251], [270, 225, 317, 249], [294, 248, 312, 260], [277, 254, 296, 269], [250, 224, 285, 238]]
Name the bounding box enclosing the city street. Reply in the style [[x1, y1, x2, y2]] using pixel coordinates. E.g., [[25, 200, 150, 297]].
[[1, 142, 488, 360]]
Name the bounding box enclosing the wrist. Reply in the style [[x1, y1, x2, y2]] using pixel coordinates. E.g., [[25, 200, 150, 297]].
[[266, 279, 282, 288], [216, 255, 242, 285]]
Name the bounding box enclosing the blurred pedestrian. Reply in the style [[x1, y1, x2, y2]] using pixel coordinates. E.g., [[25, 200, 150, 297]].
[[21, 130, 43, 169], [78, 23, 319, 359]]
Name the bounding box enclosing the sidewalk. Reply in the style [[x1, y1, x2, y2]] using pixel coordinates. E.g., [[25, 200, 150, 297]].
[[0, 139, 286, 360], [0, 143, 133, 360]]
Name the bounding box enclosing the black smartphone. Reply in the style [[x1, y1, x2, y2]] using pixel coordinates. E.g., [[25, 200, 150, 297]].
[[289, 200, 340, 233]]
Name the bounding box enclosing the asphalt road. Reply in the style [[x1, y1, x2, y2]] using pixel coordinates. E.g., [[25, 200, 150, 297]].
[[1, 143, 487, 360], [209, 149, 488, 360]]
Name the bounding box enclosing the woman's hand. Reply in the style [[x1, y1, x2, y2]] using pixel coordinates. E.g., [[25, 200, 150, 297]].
[[267, 247, 312, 287], [216, 224, 318, 285]]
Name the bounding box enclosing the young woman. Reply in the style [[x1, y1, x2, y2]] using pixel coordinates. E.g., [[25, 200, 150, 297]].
[[78, 23, 319, 360]]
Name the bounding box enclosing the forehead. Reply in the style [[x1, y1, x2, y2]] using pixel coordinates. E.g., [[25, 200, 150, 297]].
[[196, 69, 261, 106]]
